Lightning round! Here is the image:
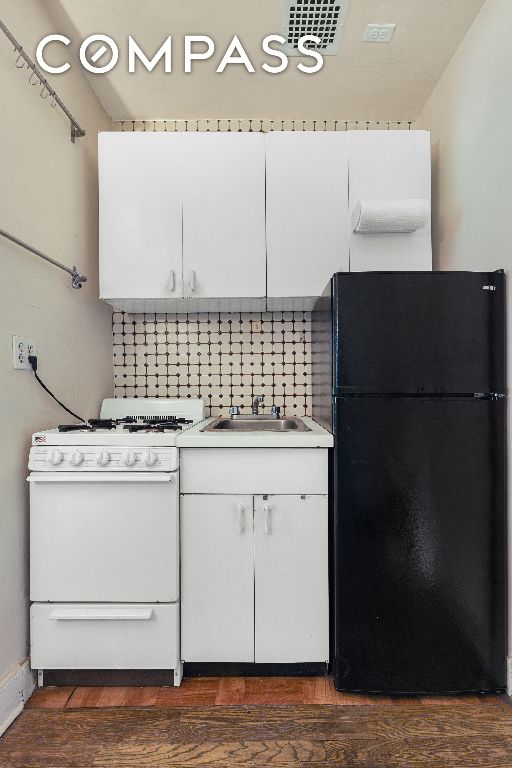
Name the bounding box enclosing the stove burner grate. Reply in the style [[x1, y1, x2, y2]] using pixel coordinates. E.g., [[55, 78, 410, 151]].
[[123, 418, 193, 433], [57, 416, 194, 433]]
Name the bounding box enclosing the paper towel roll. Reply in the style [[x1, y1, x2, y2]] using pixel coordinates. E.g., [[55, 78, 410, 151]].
[[352, 199, 430, 234]]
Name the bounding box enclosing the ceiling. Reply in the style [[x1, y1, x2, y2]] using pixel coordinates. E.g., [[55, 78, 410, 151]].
[[46, 0, 485, 121]]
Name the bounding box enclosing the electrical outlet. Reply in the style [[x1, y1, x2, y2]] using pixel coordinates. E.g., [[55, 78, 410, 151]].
[[363, 23, 396, 43], [12, 336, 36, 370]]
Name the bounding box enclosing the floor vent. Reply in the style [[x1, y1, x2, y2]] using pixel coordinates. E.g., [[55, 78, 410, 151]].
[[283, 0, 347, 55]]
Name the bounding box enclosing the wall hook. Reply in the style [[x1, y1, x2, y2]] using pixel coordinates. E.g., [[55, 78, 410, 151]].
[[1, 19, 85, 143]]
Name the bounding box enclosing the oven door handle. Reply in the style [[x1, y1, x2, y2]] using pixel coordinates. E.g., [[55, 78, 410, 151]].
[[27, 472, 174, 483], [49, 607, 154, 621]]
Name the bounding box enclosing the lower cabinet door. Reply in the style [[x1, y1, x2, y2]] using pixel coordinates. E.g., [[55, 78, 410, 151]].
[[30, 603, 179, 669], [254, 495, 329, 663], [181, 494, 255, 662]]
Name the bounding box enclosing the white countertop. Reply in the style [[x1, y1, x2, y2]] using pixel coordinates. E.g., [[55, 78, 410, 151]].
[[177, 416, 333, 448]]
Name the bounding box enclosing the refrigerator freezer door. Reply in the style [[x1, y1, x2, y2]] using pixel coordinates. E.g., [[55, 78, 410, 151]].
[[333, 396, 506, 693], [332, 272, 505, 394]]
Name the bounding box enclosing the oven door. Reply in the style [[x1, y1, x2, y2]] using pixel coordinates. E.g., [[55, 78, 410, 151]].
[[29, 472, 178, 603]]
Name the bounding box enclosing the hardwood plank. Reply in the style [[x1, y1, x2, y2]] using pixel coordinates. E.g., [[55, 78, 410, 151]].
[[244, 677, 312, 704], [2, 705, 512, 768], [94, 736, 512, 766], [302, 676, 329, 704], [66, 686, 158, 708], [156, 678, 219, 706], [215, 677, 245, 705], [389, 696, 424, 707], [324, 677, 393, 705], [175, 704, 512, 739], [25, 686, 75, 709]]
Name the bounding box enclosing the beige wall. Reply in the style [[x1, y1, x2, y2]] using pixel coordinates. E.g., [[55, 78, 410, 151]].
[[419, 0, 512, 655], [0, 0, 113, 684]]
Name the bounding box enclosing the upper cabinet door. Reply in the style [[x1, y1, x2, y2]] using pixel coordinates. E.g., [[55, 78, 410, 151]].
[[182, 133, 266, 298], [99, 132, 183, 299], [266, 132, 349, 300], [348, 130, 432, 272]]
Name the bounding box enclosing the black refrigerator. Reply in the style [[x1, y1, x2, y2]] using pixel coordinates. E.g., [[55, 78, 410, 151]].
[[312, 271, 507, 694]]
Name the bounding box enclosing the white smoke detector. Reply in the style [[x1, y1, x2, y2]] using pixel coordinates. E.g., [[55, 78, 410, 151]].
[[282, 0, 348, 56]]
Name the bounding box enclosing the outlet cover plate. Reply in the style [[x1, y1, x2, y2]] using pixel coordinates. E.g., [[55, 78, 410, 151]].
[[12, 336, 36, 370], [364, 24, 396, 43]]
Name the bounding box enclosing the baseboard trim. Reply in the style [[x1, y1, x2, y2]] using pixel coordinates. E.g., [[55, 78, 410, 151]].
[[507, 657, 512, 698], [0, 661, 36, 738]]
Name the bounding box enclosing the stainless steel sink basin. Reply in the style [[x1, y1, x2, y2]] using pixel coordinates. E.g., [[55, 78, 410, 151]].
[[202, 416, 311, 432]]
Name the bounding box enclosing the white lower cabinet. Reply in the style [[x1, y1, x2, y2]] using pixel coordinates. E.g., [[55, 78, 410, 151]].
[[254, 495, 329, 663], [30, 603, 179, 670], [181, 493, 329, 664], [181, 495, 255, 662]]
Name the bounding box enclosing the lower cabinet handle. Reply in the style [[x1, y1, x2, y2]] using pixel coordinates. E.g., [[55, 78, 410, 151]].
[[237, 503, 245, 534], [49, 608, 153, 621], [188, 269, 197, 293], [263, 503, 271, 535], [166, 269, 176, 293]]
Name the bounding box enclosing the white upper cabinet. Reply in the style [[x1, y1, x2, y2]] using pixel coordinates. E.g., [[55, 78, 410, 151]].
[[98, 130, 431, 307], [348, 130, 432, 272], [99, 132, 183, 300], [182, 133, 266, 299], [266, 132, 349, 303]]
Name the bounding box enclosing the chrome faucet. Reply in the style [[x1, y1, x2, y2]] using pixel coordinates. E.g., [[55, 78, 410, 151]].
[[252, 395, 264, 415]]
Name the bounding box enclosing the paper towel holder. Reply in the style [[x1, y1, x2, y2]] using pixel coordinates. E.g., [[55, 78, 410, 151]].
[[352, 198, 430, 234]]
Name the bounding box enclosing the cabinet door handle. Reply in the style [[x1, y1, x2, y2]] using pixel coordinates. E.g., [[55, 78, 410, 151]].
[[166, 270, 176, 293], [50, 607, 153, 621], [237, 503, 245, 534], [188, 269, 197, 293], [263, 503, 271, 535]]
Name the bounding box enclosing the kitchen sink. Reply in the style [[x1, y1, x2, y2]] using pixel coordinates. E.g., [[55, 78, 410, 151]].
[[202, 416, 311, 432]]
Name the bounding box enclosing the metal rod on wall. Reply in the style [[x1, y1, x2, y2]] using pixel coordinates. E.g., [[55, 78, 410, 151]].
[[0, 19, 86, 143], [0, 228, 87, 289]]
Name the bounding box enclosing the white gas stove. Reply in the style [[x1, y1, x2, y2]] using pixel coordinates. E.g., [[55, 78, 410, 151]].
[[29, 398, 204, 688], [29, 398, 205, 471]]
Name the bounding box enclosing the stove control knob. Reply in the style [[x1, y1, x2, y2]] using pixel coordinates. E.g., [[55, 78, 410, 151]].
[[143, 449, 157, 467], [47, 448, 63, 466], [70, 449, 84, 466], [96, 449, 111, 467], [122, 449, 137, 467]]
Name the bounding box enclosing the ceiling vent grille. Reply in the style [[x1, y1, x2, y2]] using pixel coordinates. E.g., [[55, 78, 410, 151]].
[[282, 0, 347, 56]]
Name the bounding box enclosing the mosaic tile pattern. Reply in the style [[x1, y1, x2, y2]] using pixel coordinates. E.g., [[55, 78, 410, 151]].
[[113, 311, 312, 417], [113, 118, 416, 133]]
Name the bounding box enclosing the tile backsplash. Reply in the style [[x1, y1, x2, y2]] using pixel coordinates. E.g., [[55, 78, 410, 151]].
[[113, 311, 312, 416]]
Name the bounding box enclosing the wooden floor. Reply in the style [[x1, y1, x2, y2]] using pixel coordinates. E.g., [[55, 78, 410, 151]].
[[21, 675, 504, 708], [1, 678, 511, 767]]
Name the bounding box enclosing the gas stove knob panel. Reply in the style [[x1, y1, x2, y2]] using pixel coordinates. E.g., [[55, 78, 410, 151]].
[[47, 448, 63, 466], [96, 449, 111, 467], [142, 449, 157, 467], [122, 449, 137, 467], [70, 449, 84, 466]]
